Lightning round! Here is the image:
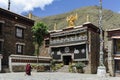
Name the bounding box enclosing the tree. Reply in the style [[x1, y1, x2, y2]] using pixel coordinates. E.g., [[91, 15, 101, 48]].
[[32, 22, 48, 64]]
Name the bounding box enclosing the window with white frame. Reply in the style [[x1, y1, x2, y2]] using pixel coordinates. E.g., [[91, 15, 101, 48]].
[[16, 44, 23, 54], [16, 27, 24, 38]]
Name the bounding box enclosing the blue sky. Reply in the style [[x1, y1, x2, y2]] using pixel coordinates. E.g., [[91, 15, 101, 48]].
[[27, 0, 120, 17], [0, 0, 120, 17]]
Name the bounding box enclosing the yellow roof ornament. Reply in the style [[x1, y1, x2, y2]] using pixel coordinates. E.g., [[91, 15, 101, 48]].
[[66, 13, 78, 27], [54, 23, 57, 31], [86, 14, 90, 22]]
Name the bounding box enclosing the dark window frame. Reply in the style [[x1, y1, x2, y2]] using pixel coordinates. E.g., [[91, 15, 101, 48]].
[[0, 23, 3, 35], [114, 39, 120, 54], [16, 44, 23, 54], [0, 41, 3, 54], [15, 27, 24, 39]]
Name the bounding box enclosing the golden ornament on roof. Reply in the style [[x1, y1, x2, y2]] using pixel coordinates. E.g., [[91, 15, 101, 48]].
[[66, 13, 78, 27]]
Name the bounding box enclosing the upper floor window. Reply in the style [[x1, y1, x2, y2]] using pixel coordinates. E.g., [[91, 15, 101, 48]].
[[0, 23, 3, 35], [0, 41, 3, 54], [45, 40, 49, 47], [16, 44, 23, 54], [114, 39, 120, 54], [16, 27, 24, 38], [0, 42, 2, 52]]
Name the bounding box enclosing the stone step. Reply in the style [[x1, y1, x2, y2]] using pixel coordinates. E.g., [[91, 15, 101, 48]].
[[57, 65, 69, 72]]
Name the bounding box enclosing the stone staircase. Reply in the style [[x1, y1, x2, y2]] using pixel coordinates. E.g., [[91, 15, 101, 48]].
[[57, 65, 69, 72]]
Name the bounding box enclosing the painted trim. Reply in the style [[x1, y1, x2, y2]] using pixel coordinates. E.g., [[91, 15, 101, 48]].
[[50, 41, 87, 47], [114, 57, 120, 60], [16, 42, 25, 45], [0, 20, 5, 23], [0, 39, 4, 42], [15, 24, 26, 29], [11, 63, 50, 66]]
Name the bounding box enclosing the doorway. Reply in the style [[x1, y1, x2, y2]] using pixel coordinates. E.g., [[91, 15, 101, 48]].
[[63, 56, 72, 65]]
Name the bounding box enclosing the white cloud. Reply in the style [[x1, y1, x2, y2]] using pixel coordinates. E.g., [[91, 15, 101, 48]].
[[0, 0, 54, 14], [118, 11, 120, 14]]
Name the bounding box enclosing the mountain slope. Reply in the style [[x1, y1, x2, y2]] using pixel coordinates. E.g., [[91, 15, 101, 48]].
[[39, 6, 120, 31]]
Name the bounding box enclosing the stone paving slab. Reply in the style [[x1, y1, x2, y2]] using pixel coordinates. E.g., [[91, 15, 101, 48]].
[[0, 72, 119, 80]]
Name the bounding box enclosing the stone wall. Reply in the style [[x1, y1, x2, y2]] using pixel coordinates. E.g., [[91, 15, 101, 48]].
[[39, 41, 50, 57], [90, 30, 100, 74], [84, 29, 99, 74], [107, 39, 114, 76], [0, 8, 34, 66]]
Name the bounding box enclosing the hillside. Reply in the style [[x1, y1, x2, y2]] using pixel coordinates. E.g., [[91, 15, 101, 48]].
[[29, 6, 120, 55], [37, 6, 120, 31]]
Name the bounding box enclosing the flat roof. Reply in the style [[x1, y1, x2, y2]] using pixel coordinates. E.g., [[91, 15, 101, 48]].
[[0, 8, 34, 22]]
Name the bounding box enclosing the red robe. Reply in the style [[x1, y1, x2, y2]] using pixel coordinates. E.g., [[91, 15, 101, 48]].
[[26, 64, 31, 75]]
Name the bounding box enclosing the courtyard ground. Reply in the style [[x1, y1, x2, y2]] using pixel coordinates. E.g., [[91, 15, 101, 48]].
[[0, 72, 119, 80]]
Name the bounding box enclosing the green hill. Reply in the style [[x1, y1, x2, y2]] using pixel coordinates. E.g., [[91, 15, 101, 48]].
[[30, 6, 120, 55], [37, 6, 120, 31]]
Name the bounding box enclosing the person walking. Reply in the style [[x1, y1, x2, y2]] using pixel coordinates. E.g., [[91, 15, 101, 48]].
[[25, 63, 31, 76]]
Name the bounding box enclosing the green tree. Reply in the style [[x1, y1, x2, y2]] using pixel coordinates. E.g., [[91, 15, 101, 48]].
[[32, 22, 48, 62]]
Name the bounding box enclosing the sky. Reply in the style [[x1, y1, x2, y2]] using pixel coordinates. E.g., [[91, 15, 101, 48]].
[[0, 0, 120, 17]]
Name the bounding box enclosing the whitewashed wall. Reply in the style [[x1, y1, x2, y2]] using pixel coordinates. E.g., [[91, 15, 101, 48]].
[[0, 54, 2, 71], [9, 54, 51, 72]]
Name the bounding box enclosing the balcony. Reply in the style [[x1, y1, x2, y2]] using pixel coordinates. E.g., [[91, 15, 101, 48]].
[[50, 35, 87, 45]]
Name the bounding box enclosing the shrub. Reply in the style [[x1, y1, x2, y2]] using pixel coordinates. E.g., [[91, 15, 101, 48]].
[[75, 62, 85, 69], [69, 63, 73, 72]]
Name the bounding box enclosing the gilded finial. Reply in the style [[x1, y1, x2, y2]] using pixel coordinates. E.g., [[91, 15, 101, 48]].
[[66, 13, 78, 28], [54, 23, 57, 31], [86, 14, 90, 22]]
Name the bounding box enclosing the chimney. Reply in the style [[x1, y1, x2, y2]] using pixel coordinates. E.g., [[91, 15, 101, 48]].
[[28, 13, 32, 19]]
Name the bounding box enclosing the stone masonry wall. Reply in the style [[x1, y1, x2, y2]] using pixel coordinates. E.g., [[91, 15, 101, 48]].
[[84, 30, 99, 74], [0, 12, 34, 66], [90, 30, 100, 74]]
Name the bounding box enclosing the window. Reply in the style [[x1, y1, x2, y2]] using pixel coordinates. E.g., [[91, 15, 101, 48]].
[[0, 23, 3, 35], [114, 39, 120, 54], [16, 27, 24, 38], [45, 40, 49, 47], [0, 41, 3, 54], [115, 60, 120, 72], [0, 42, 2, 51], [16, 44, 23, 54]]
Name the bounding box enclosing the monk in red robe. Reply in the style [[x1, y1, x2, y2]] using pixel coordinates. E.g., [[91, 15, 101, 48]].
[[26, 64, 31, 75]]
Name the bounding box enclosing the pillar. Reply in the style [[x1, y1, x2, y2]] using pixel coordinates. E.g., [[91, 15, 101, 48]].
[[108, 40, 114, 76]]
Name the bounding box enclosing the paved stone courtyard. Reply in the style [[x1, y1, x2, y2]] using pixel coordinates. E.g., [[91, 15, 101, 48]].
[[0, 72, 119, 80]]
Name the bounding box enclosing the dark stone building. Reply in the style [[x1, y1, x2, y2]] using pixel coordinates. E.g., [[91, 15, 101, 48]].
[[0, 8, 34, 67], [45, 22, 100, 73], [107, 29, 120, 76]]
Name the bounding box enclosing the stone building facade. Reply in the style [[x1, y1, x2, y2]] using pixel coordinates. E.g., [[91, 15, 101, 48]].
[[0, 8, 34, 67], [107, 29, 120, 76], [45, 22, 100, 74]]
